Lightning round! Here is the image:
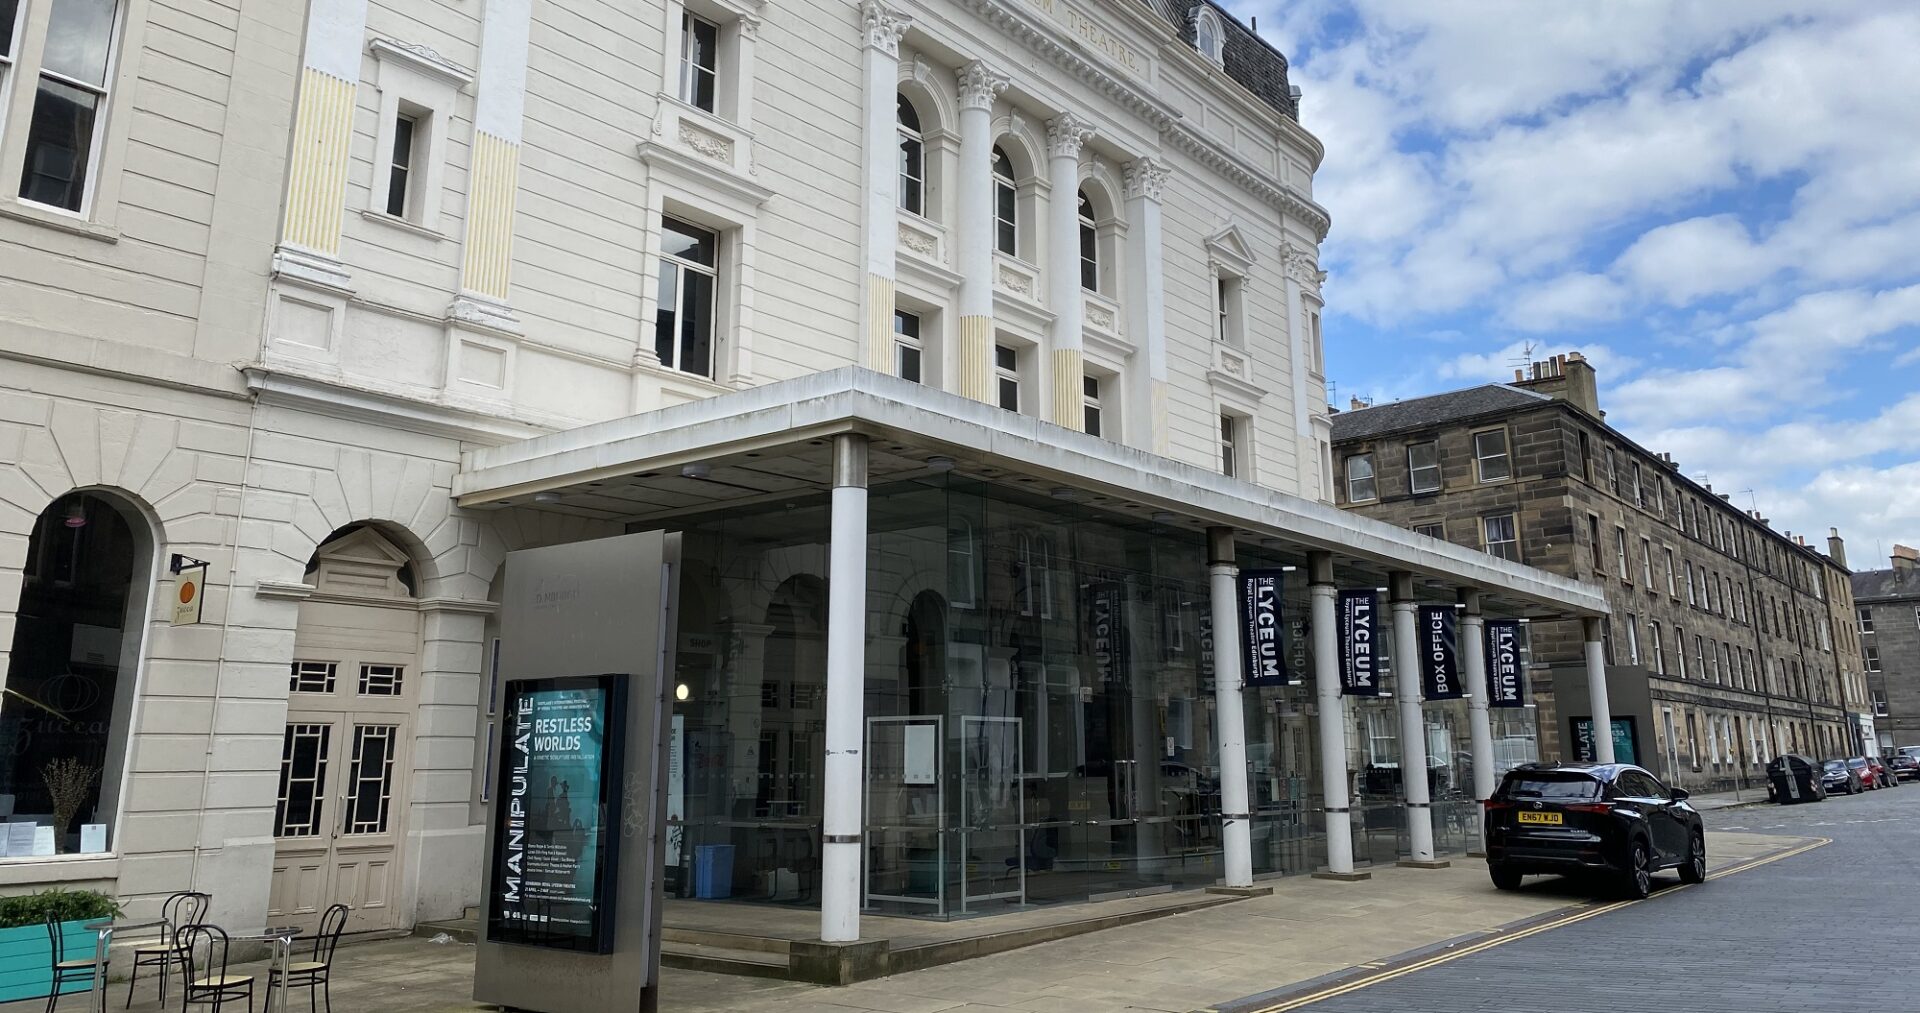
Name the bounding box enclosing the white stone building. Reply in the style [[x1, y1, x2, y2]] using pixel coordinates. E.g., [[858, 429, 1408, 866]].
[[0, 0, 1612, 953]]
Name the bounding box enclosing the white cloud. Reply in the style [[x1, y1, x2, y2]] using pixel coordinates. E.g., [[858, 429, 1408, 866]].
[[1499, 273, 1629, 331], [1614, 215, 1776, 305]]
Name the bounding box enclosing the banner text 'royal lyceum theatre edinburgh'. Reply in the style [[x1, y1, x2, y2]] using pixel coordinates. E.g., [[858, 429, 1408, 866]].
[[1239, 569, 1291, 686], [1484, 619, 1526, 707], [489, 674, 628, 954], [1337, 589, 1379, 696]]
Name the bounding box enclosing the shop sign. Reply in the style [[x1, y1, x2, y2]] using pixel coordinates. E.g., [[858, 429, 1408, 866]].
[[1337, 590, 1379, 696], [488, 673, 629, 953], [1418, 605, 1463, 700], [1238, 569, 1289, 686], [1485, 620, 1526, 707], [170, 554, 208, 626]]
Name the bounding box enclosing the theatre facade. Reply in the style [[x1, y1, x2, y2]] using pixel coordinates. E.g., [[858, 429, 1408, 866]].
[[0, 0, 1609, 949]]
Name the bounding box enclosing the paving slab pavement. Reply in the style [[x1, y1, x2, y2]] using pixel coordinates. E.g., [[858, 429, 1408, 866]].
[[5, 830, 1812, 1013]]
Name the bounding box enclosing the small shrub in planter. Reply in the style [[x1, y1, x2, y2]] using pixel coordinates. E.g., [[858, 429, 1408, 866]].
[[0, 888, 121, 1001]]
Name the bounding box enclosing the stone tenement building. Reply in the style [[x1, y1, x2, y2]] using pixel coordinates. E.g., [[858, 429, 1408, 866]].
[[1854, 546, 1920, 752], [1330, 354, 1869, 791]]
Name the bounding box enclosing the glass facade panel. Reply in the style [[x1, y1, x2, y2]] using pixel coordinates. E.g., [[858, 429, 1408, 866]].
[[661, 476, 1529, 916]]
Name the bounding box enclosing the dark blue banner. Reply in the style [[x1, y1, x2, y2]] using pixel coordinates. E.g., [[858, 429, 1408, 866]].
[[1485, 620, 1525, 707], [1338, 589, 1379, 696], [1239, 569, 1290, 686], [1418, 605, 1464, 700]]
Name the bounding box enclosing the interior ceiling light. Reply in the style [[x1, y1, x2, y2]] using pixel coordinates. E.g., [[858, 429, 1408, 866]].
[[533, 492, 562, 504], [63, 501, 87, 528], [681, 463, 711, 480]]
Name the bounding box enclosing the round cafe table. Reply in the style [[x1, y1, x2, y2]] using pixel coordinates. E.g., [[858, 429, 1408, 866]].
[[223, 926, 304, 1013], [78, 919, 165, 1013]]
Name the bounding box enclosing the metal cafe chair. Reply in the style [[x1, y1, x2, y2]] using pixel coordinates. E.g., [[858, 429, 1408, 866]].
[[42, 912, 104, 1013], [125, 891, 210, 1008], [264, 904, 347, 1013], [180, 924, 256, 1012]]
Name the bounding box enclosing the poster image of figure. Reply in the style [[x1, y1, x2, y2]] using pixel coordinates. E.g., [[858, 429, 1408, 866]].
[[488, 674, 628, 953]]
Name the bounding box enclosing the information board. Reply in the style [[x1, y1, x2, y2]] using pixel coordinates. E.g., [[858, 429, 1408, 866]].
[[488, 673, 629, 953]]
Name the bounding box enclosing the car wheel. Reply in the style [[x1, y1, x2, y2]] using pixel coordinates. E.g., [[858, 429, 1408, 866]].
[[1679, 833, 1707, 885], [1489, 864, 1523, 891], [1619, 839, 1653, 900]]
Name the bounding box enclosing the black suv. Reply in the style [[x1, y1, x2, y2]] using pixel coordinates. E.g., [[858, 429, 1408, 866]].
[[1484, 762, 1706, 899]]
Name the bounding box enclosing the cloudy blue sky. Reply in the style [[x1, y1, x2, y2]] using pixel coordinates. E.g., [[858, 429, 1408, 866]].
[[1230, 1, 1920, 566]]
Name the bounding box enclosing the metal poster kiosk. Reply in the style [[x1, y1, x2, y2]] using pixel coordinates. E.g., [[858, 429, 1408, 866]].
[[475, 532, 677, 1013]]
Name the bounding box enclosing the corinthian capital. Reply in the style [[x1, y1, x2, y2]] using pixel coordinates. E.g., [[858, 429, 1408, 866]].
[[958, 60, 1009, 111], [862, 0, 913, 57], [1123, 158, 1173, 202], [1047, 113, 1097, 159]]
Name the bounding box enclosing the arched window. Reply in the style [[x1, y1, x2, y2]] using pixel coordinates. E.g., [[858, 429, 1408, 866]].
[[1195, 8, 1225, 65], [897, 95, 924, 216], [992, 146, 1018, 256], [1, 491, 152, 856], [1077, 189, 1098, 292]]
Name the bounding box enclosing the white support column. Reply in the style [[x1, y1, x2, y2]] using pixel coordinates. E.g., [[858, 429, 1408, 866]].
[[1207, 528, 1254, 888], [859, 1, 912, 374], [1307, 552, 1362, 879], [954, 61, 1007, 403], [1122, 159, 1171, 454], [1460, 590, 1495, 854], [820, 434, 870, 943], [1044, 114, 1095, 429], [1389, 572, 1438, 866], [1583, 616, 1617, 764]]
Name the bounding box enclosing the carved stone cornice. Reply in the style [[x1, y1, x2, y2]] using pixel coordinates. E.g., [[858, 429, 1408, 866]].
[[1283, 241, 1326, 291], [862, 0, 913, 57], [1123, 158, 1172, 202], [1046, 113, 1097, 159], [958, 60, 1009, 111]]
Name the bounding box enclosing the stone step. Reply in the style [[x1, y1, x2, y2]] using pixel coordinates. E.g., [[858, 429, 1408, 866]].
[[660, 926, 792, 955], [659, 940, 791, 979]]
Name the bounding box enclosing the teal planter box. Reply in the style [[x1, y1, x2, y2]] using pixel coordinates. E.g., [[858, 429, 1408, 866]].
[[0, 920, 97, 1002]]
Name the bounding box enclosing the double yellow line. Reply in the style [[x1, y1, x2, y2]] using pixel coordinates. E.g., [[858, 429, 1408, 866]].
[[1210, 836, 1831, 1013]]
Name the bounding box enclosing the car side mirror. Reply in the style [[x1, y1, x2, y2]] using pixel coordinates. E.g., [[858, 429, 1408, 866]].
[[1670, 788, 1690, 802]]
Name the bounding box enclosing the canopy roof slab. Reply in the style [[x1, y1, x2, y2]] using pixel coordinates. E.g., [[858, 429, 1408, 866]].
[[455, 368, 1608, 622]]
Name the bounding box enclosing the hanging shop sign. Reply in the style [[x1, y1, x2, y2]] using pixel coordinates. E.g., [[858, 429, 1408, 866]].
[[1418, 605, 1464, 700], [1485, 620, 1526, 707], [488, 673, 629, 953], [1238, 569, 1290, 686], [1337, 589, 1379, 696], [169, 553, 208, 626]]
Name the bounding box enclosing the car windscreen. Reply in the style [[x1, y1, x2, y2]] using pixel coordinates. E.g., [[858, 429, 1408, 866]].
[[1846, 758, 1867, 768], [1823, 761, 1845, 771], [1501, 775, 1602, 800]]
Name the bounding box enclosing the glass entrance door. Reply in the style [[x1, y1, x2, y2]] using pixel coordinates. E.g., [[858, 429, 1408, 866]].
[[957, 716, 1023, 911]]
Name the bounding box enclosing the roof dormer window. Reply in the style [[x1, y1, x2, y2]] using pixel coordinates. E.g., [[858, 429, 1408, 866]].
[[1194, 7, 1225, 66]]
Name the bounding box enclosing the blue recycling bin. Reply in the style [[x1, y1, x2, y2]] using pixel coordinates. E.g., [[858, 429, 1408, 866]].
[[694, 844, 735, 899]]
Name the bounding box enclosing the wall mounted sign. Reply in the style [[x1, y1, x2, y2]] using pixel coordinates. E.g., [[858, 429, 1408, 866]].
[[171, 563, 207, 626], [488, 673, 629, 953], [1337, 590, 1379, 696], [1239, 569, 1290, 686], [1484, 620, 1526, 707], [1087, 581, 1129, 686], [1418, 605, 1463, 700]]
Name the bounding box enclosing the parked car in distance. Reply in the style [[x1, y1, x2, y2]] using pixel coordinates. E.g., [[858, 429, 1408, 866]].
[[1886, 753, 1920, 783], [1845, 756, 1884, 790], [1868, 756, 1900, 788], [1822, 759, 1864, 795], [1484, 762, 1706, 900]]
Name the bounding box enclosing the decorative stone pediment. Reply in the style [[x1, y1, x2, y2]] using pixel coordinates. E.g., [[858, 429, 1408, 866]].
[[1205, 224, 1257, 276], [308, 526, 416, 600]]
